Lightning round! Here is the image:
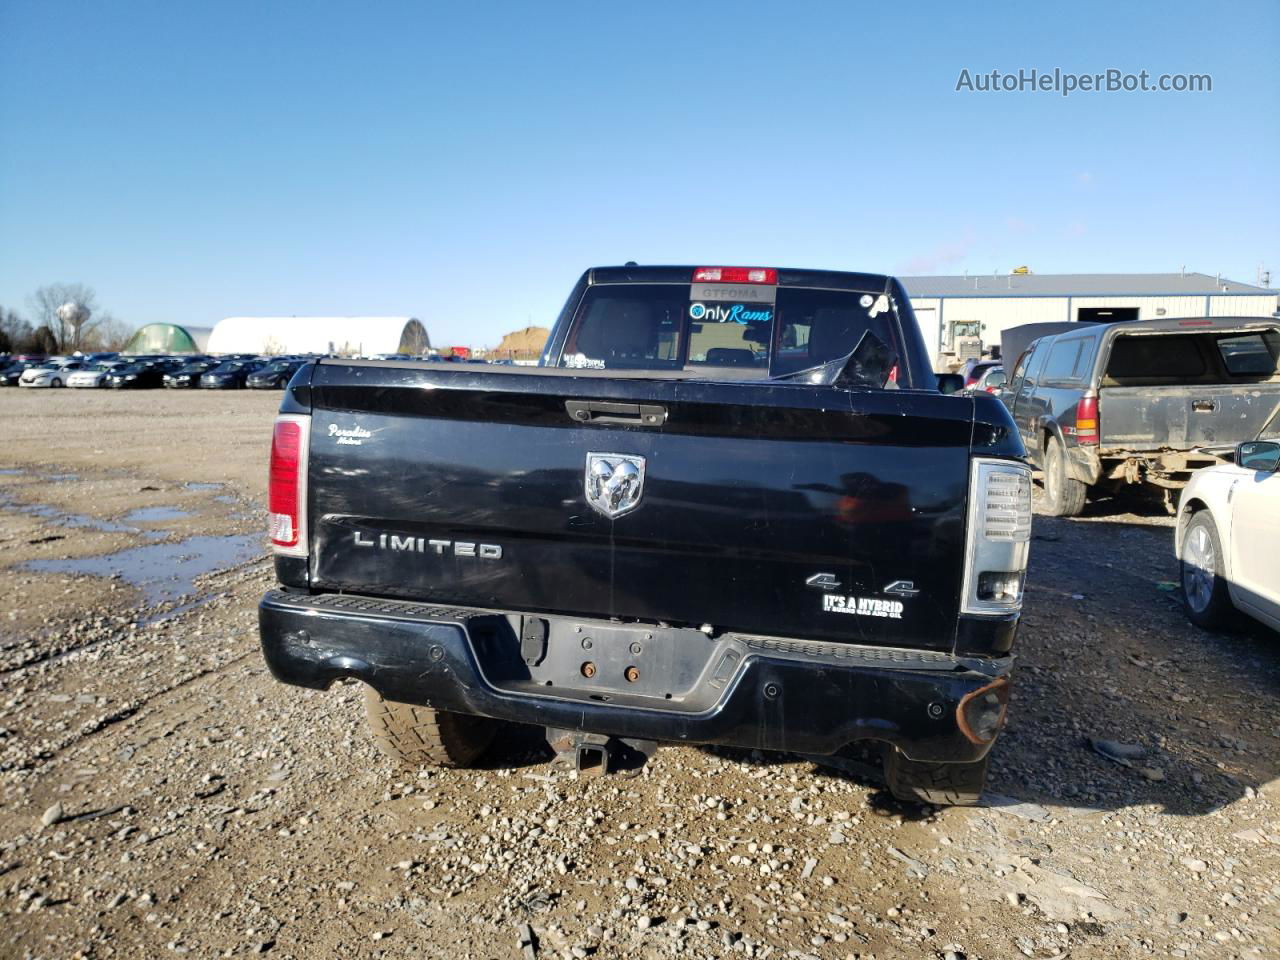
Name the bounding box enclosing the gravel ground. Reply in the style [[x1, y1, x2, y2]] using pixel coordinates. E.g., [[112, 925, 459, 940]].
[[0, 388, 1276, 960]]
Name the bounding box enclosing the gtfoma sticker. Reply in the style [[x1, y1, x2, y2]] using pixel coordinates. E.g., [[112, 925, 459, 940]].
[[328, 424, 372, 446], [822, 595, 904, 619]]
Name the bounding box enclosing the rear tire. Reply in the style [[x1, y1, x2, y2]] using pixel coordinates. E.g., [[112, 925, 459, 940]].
[[1179, 511, 1235, 630], [364, 687, 498, 768], [51, 378, 62, 388], [884, 749, 989, 806], [1042, 436, 1087, 516]]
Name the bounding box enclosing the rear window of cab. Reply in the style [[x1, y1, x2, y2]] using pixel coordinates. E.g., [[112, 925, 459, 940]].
[[557, 282, 904, 380]]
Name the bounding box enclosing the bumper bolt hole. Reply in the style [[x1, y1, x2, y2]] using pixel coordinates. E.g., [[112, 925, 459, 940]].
[[763, 682, 780, 699], [624, 666, 640, 683], [580, 661, 596, 679]]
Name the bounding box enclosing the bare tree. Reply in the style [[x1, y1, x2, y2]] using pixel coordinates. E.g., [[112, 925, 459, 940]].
[[83, 312, 133, 351], [261, 335, 288, 356], [28, 283, 100, 351], [0, 306, 32, 353]]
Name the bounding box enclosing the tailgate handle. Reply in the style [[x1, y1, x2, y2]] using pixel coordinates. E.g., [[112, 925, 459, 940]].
[[565, 400, 667, 427], [1192, 399, 1217, 413]]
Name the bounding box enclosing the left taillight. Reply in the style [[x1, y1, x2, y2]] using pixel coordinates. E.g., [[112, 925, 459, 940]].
[[961, 458, 1033, 616], [268, 414, 310, 556], [1075, 394, 1099, 445]]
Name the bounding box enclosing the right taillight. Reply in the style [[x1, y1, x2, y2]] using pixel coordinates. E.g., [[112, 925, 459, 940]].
[[961, 459, 1033, 616], [268, 414, 310, 557], [1076, 395, 1099, 445]]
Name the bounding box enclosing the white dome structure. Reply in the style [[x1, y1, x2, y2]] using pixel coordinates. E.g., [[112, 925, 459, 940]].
[[206, 317, 429, 357]]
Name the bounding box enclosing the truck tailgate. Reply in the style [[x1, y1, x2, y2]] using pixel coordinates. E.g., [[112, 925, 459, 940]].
[[1099, 383, 1280, 452], [303, 362, 977, 651]]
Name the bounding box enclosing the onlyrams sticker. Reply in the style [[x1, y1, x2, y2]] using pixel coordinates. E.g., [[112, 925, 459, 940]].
[[689, 302, 774, 324], [822, 595, 904, 619]]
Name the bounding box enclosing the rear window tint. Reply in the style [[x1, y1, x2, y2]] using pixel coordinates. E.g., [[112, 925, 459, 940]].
[[1106, 335, 1206, 380], [559, 283, 904, 381], [1217, 332, 1279, 376], [561, 285, 684, 370], [771, 289, 901, 378]]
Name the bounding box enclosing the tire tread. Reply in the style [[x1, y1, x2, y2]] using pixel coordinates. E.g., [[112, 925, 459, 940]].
[[364, 688, 496, 768], [884, 750, 989, 806], [1043, 436, 1087, 517]]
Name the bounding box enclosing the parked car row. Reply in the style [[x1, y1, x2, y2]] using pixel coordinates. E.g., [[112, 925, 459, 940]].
[[0, 353, 313, 390], [0, 352, 511, 392]]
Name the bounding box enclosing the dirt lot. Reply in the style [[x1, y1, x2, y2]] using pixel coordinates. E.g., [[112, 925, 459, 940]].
[[1, 388, 1277, 960]]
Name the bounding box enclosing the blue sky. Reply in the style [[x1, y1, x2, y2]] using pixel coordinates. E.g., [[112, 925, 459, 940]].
[[1, 0, 1276, 347]]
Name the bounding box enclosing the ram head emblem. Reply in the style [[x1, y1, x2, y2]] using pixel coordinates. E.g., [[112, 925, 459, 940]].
[[584, 453, 646, 519]]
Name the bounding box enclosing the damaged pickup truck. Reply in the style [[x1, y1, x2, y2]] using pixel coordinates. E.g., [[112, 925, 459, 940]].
[[1003, 317, 1280, 515], [258, 265, 1031, 805]]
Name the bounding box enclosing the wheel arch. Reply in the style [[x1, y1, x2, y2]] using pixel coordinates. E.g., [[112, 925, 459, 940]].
[[1175, 496, 1209, 556], [1178, 497, 1235, 582], [1040, 418, 1066, 455]]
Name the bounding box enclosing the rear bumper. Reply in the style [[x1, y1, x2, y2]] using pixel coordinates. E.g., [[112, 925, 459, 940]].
[[1100, 449, 1229, 490], [1067, 444, 1102, 485], [259, 590, 1012, 763]]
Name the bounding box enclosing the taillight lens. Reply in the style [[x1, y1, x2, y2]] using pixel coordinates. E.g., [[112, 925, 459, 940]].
[[962, 459, 1033, 615], [692, 267, 777, 284], [268, 414, 310, 556], [1075, 395, 1098, 445]]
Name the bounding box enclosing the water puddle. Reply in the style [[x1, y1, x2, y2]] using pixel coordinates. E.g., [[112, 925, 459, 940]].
[[27, 535, 262, 605], [0, 468, 24, 476], [213, 494, 238, 505], [184, 482, 224, 491], [0, 496, 139, 534], [123, 506, 191, 524]]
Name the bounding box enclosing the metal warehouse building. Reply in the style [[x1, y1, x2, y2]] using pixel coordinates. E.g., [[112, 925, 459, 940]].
[[206, 316, 429, 357], [901, 272, 1278, 371]]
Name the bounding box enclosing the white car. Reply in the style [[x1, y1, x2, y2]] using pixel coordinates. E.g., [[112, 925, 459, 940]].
[[67, 361, 126, 388], [18, 360, 83, 388], [1176, 403, 1280, 632]]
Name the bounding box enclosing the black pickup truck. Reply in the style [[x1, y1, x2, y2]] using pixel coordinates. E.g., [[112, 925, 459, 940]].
[[258, 266, 1031, 805]]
